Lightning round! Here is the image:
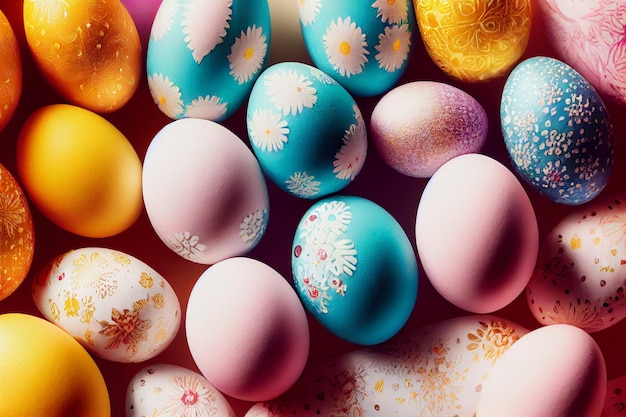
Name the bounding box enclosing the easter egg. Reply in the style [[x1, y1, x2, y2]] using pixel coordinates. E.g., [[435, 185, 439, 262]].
[[0, 9, 21, 133], [526, 191, 626, 332], [604, 374, 626, 417], [186, 257, 310, 401], [142, 118, 270, 265], [32, 247, 181, 363], [292, 195, 418, 345], [414, 0, 532, 82], [246, 62, 367, 199], [16, 104, 143, 238], [415, 154, 539, 314], [501, 56, 615, 205], [0, 164, 34, 302], [0, 313, 110, 417], [298, 0, 416, 96], [475, 324, 606, 417], [147, 0, 271, 121], [23, 0, 142, 113], [370, 80, 488, 177]]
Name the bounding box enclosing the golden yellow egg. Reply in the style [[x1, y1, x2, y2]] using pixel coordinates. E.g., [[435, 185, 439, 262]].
[[0, 9, 22, 133], [414, 0, 532, 82], [0, 313, 110, 417], [16, 104, 143, 238], [23, 0, 142, 113]]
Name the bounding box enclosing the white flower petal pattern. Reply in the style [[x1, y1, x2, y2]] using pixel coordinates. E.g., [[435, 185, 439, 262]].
[[151, 0, 178, 41], [239, 208, 268, 246], [286, 172, 321, 198], [228, 25, 268, 85], [323, 17, 369, 78], [264, 69, 317, 116], [372, 0, 408, 24], [185, 95, 228, 121], [170, 232, 206, 261], [248, 108, 290, 152], [148, 73, 184, 118], [375, 24, 411, 72], [333, 107, 367, 180], [299, 0, 321, 26], [158, 374, 218, 417], [182, 0, 232, 63]]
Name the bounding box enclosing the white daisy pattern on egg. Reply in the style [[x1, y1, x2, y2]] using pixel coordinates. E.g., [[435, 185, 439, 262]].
[[372, 0, 408, 24], [264, 69, 317, 116], [228, 25, 268, 85], [170, 232, 206, 261], [333, 107, 367, 181], [239, 208, 268, 246], [310, 67, 336, 85], [182, 0, 232, 63], [323, 17, 369, 78], [159, 374, 218, 417], [248, 108, 290, 152], [299, 0, 321, 26], [148, 73, 184, 118], [150, 0, 178, 41], [375, 24, 411, 72], [286, 171, 321, 198], [185, 95, 228, 121]]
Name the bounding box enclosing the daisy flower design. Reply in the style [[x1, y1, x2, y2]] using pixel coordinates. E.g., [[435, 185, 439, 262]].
[[182, 0, 232, 63], [323, 17, 369, 78], [248, 108, 290, 152], [333, 107, 367, 180], [0, 191, 25, 237], [299, 0, 321, 26], [372, 0, 408, 24], [286, 172, 321, 198], [148, 73, 184, 119], [159, 375, 218, 417], [264, 69, 317, 116], [150, 0, 178, 41], [239, 208, 268, 246], [98, 307, 152, 360], [185, 95, 228, 121], [228, 25, 268, 85], [375, 24, 411, 72], [170, 231, 206, 261]]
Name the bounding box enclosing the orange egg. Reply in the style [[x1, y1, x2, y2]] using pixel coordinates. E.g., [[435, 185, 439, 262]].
[[23, 0, 141, 113], [0, 9, 22, 133], [0, 164, 34, 302]]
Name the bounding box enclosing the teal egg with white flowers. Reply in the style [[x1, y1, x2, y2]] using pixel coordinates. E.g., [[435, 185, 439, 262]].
[[147, 0, 270, 121]]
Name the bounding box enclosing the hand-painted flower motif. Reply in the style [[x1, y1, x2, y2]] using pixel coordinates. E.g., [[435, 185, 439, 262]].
[[333, 106, 367, 180], [372, 0, 409, 24], [0, 191, 25, 237], [151, 0, 178, 41], [228, 25, 268, 84], [323, 17, 369, 78], [170, 231, 207, 261], [71, 251, 118, 299], [264, 69, 317, 116], [98, 307, 153, 360], [375, 24, 411, 72], [159, 375, 219, 417], [248, 108, 290, 152], [601, 213, 626, 254], [286, 171, 321, 198], [139, 272, 154, 289], [542, 299, 604, 330], [182, 0, 232, 63], [466, 320, 522, 364], [239, 208, 268, 246], [299, 0, 321, 26], [184, 95, 228, 120], [148, 73, 184, 118]]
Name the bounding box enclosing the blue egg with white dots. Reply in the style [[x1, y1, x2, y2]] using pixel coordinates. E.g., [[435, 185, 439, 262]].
[[146, 0, 270, 121], [501, 56, 614, 205]]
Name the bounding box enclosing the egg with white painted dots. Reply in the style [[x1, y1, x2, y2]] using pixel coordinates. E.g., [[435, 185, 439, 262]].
[[147, 0, 271, 121], [501, 56, 614, 205]]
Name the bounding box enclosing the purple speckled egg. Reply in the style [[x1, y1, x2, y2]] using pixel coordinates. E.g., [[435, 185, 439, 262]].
[[370, 81, 488, 178]]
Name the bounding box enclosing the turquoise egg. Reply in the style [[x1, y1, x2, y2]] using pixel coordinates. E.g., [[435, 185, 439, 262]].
[[246, 62, 367, 199], [292, 195, 418, 345], [298, 0, 416, 97], [146, 0, 270, 121], [501, 56, 614, 205]]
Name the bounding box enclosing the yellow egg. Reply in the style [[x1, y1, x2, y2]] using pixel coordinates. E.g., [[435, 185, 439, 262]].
[[0, 9, 22, 133], [23, 0, 141, 113], [16, 104, 143, 238], [0, 313, 110, 417], [414, 0, 532, 82], [0, 164, 34, 302]]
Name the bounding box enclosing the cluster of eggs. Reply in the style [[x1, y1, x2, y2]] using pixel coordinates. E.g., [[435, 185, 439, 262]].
[[0, 0, 625, 417]]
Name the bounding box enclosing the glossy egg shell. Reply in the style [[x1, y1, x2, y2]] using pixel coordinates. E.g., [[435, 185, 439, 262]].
[[0, 9, 21, 133]]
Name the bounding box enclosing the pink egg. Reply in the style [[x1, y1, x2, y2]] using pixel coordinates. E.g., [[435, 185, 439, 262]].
[[185, 257, 309, 402], [415, 153, 539, 313], [603, 374, 626, 417]]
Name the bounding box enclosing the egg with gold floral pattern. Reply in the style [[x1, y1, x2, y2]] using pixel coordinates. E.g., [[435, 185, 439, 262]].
[[0, 9, 22, 134]]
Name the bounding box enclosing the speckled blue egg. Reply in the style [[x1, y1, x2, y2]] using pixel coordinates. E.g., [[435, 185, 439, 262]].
[[501, 56, 614, 205], [246, 62, 367, 199], [146, 0, 270, 121], [291, 195, 418, 345], [298, 0, 416, 97]]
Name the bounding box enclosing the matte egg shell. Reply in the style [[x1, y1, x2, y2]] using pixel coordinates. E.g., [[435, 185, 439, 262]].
[[292, 195, 418, 345], [147, 0, 270, 121], [475, 324, 607, 417], [23, 0, 141, 113], [370, 81, 488, 178], [414, 0, 532, 82], [186, 257, 310, 402], [246, 315, 529, 417], [603, 374, 626, 417], [415, 153, 539, 314], [246, 62, 367, 199], [142, 118, 269, 265], [126, 364, 236, 417], [537, 0, 626, 106], [32, 247, 182, 363], [526, 191, 626, 332], [0, 164, 34, 302], [501, 56, 614, 205], [298, 0, 416, 97], [0, 9, 21, 133]]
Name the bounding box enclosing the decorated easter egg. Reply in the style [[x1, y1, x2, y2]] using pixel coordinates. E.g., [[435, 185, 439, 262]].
[[142, 118, 269, 265], [370, 80, 488, 177], [475, 324, 606, 417], [292, 195, 418, 345], [0, 164, 34, 302], [0, 313, 110, 417], [414, 0, 532, 82], [16, 104, 143, 238], [0, 9, 21, 133], [537, 0, 626, 106], [32, 247, 181, 363], [23, 0, 141, 113], [186, 257, 310, 401], [526, 191, 626, 332], [126, 364, 236, 417], [246, 315, 529, 417], [603, 374, 626, 417], [298, 0, 416, 96], [415, 154, 539, 314], [501, 56, 615, 205], [147, 0, 271, 121], [246, 62, 367, 199]]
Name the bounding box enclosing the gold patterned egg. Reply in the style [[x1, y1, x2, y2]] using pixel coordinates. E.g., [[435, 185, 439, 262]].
[[0, 9, 22, 134], [414, 0, 532, 82]]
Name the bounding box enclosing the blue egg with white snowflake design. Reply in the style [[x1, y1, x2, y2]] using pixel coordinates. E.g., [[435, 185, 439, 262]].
[[246, 62, 367, 199], [292, 195, 418, 345], [501, 56, 614, 205], [298, 0, 416, 97], [147, 0, 270, 121]]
